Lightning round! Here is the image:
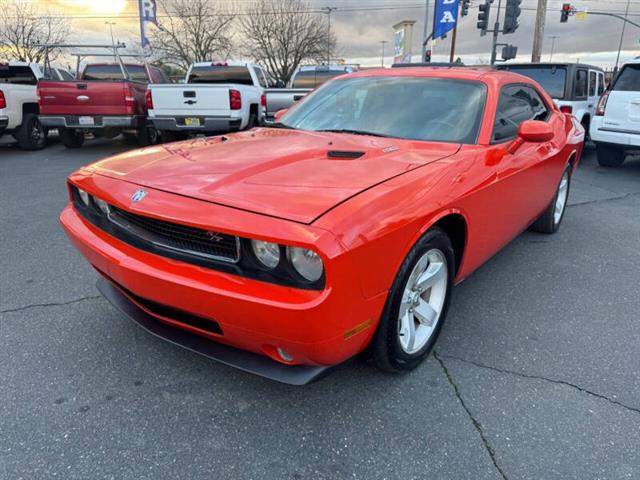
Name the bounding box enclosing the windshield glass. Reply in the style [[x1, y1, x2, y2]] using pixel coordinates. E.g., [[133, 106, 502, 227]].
[[83, 65, 148, 82], [0, 66, 37, 85], [280, 76, 486, 144], [500, 66, 567, 99]]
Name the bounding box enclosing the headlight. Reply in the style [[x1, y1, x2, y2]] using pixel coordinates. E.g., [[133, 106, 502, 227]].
[[251, 240, 281, 269], [78, 188, 90, 206], [287, 247, 324, 282], [94, 197, 110, 215]]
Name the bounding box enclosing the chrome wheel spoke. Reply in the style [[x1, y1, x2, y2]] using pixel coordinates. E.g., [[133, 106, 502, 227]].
[[399, 311, 416, 351], [416, 260, 445, 292], [414, 300, 438, 327]]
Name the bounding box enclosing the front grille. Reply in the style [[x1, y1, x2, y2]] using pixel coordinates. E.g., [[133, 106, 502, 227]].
[[109, 206, 240, 263]]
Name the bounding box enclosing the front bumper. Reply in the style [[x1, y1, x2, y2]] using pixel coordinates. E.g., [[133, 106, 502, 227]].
[[59, 176, 385, 377], [39, 115, 146, 129], [149, 115, 242, 132], [590, 117, 640, 149]]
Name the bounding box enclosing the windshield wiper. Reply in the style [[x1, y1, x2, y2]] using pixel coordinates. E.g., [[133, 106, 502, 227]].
[[316, 128, 390, 138]]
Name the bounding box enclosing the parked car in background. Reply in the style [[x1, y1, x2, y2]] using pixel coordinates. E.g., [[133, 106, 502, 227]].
[[0, 61, 73, 150], [147, 62, 268, 141], [264, 65, 354, 121], [496, 63, 605, 138], [38, 63, 169, 148], [60, 67, 584, 384], [590, 58, 640, 167]]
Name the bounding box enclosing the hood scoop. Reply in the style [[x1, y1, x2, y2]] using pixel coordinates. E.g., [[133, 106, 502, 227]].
[[327, 150, 366, 159]]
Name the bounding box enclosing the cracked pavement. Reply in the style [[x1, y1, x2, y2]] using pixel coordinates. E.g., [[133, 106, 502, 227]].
[[1, 137, 639, 479]]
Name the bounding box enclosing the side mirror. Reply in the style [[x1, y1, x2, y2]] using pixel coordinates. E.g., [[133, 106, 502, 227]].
[[274, 109, 288, 121], [518, 120, 554, 143], [507, 120, 553, 154]]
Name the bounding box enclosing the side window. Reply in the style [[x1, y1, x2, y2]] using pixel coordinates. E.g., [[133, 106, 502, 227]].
[[597, 72, 605, 95], [58, 69, 75, 81], [151, 67, 170, 84], [492, 85, 549, 143], [588, 71, 597, 96], [574, 69, 588, 99]]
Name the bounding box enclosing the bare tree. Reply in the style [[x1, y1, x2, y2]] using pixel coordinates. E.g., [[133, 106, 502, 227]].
[[0, 0, 70, 63], [240, 0, 337, 84], [149, 0, 236, 71]]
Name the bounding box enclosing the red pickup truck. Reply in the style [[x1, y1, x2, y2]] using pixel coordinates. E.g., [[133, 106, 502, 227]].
[[38, 63, 170, 148]]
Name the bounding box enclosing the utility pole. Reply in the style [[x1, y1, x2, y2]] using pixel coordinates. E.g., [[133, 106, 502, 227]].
[[490, 0, 503, 65], [322, 7, 337, 65], [379, 40, 388, 67], [531, 0, 548, 63], [548, 35, 560, 61], [615, 0, 631, 73], [449, 24, 458, 63]]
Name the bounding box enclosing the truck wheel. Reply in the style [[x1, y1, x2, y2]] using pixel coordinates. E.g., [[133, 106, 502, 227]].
[[159, 131, 186, 143], [137, 126, 158, 146], [596, 144, 625, 167], [14, 114, 47, 150], [59, 128, 85, 149]]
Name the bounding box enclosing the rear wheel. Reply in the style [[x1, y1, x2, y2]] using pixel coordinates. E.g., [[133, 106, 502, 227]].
[[136, 126, 158, 146], [14, 114, 47, 150], [530, 165, 571, 234], [596, 143, 625, 167], [372, 227, 454, 372], [59, 128, 85, 149]]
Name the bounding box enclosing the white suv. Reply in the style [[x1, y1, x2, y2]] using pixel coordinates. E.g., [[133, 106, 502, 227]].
[[590, 57, 640, 167]]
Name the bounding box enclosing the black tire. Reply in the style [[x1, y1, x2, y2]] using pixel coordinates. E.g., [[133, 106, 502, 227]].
[[246, 108, 258, 130], [580, 116, 590, 142], [529, 165, 571, 234], [596, 143, 625, 167], [59, 128, 85, 149], [14, 114, 47, 150], [136, 126, 158, 146], [372, 227, 455, 372]]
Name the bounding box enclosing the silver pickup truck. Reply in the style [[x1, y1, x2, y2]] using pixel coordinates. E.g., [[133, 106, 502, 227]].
[[264, 65, 353, 121]]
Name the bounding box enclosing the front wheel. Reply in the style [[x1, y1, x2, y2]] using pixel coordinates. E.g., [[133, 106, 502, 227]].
[[529, 165, 571, 234], [372, 227, 455, 372]]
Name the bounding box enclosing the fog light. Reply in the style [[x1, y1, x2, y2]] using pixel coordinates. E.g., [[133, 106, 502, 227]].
[[94, 197, 110, 215], [277, 347, 293, 362], [78, 188, 90, 206]]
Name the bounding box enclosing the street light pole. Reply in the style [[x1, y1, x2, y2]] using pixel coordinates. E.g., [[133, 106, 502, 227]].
[[490, 0, 503, 65], [614, 0, 631, 73], [322, 6, 337, 65], [379, 40, 388, 67], [548, 35, 560, 61]]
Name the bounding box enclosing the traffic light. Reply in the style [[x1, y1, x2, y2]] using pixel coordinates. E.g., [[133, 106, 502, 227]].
[[424, 49, 432, 63], [561, 3, 572, 23], [501, 45, 518, 61], [503, 0, 522, 34], [477, 0, 491, 36], [460, 0, 471, 17]]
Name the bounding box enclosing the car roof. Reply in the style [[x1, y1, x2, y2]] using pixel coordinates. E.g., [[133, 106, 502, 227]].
[[623, 57, 640, 65], [496, 62, 604, 71]]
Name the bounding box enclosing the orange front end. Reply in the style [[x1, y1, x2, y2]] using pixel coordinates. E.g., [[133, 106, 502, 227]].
[[60, 173, 387, 380]]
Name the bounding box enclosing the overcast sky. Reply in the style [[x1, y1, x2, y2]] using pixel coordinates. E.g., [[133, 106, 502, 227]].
[[44, 0, 640, 68]]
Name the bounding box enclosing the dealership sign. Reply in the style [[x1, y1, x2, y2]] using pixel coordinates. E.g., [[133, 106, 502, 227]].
[[139, 0, 158, 48], [433, 0, 459, 39]]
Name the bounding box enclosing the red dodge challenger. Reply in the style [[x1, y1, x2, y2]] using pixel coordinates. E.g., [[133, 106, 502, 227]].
[[60, 67, 584, 384]]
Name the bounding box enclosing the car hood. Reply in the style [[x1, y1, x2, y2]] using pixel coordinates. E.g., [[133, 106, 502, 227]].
[[90, 128, 460, 224]]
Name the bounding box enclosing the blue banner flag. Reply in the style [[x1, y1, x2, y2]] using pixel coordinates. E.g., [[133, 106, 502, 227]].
[[433, 0, 459, 39], [139, 0, 158, 48]]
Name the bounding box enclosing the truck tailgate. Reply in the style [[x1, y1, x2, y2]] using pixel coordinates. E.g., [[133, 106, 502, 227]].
[[150, 84, 231, 116], [38, 81, 128, 115]]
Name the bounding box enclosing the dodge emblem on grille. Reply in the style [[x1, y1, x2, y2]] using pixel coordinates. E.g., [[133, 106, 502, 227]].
[[205, 231, 224, 242], [131, 189, 148, 203]]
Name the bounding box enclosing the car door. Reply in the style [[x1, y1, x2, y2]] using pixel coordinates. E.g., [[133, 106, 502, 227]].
[[490, 84, 561, 232], [601, 63, 640, 135], [573, 67, 589, 123], [587, 69, 599, 118]]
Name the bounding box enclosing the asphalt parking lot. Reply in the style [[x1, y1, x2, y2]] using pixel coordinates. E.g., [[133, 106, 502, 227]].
[[1, 135, 639, 480]]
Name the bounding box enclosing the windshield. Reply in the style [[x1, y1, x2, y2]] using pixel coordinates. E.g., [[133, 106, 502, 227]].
[[188, 66, 254, 85], [501, 66, 567, 99], [280, 76, 487, 144]]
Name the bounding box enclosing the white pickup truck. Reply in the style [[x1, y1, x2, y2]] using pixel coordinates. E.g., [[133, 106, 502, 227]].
[[0, 61, 73, 150], [147, 62, 268, 140]]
